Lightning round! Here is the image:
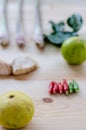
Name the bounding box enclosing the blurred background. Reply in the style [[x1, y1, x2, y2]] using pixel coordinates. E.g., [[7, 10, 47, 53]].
[[7, 0, 86, 41], [0, 0, 85, 70], [24, 0, 86, 6], [10, 0, 86, 6]]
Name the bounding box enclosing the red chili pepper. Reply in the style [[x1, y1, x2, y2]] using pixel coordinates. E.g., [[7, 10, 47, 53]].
[[48, 81, 54, 94], [53, 82, 59, 94], [58, 82, 63, 94], [63, 79, 69, 96]]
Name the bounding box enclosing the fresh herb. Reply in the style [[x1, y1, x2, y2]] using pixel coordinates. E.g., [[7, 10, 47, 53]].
[[44, 32, 78, 47], [44, 13, 83, 47], [50, 21, 65, 33], [67, 13, 83, 32]]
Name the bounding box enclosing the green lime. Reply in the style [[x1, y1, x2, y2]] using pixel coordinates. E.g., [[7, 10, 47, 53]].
[[61, 37, 86, 65]]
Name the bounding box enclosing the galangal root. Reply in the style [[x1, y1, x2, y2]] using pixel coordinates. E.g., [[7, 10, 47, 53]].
[[0, 56, 38, 76]]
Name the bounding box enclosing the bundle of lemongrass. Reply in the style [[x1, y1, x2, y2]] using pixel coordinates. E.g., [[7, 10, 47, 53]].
[[0, 0, 25, 48], [0, 0, 44, 49]]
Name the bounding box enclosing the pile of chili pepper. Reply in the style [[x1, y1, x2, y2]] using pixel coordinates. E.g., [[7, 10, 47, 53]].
[[48, 79, 79, 96]]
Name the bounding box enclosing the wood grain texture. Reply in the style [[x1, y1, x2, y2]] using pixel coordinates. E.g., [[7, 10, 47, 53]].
[[0, 1, 86, 130]]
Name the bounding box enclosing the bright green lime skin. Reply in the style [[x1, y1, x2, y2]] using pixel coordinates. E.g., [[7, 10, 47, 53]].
[[61, 37, 86, 65]]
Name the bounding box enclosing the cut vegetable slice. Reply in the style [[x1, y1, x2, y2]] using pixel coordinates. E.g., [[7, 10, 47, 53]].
[[12, 57, 38, 75], [0, 61, 12, 75]]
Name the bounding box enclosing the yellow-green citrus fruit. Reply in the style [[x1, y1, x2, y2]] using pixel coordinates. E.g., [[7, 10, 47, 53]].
[[0, 91, 34, 129], [61, 37, 86, 65]]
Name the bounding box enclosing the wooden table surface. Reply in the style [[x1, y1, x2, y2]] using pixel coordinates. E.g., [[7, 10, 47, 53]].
[[0, 1, 86, 130]]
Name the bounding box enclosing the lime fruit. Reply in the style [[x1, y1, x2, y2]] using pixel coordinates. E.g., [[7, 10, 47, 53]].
[[0, 91, 34, 129], [61, 36, 86, 65]]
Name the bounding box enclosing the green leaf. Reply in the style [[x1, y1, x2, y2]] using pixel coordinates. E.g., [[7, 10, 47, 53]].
[[67, 13, 83, 32], [50, 21, 65, 32], [44, 13, 83, 48], [44, 32, 78, 47]]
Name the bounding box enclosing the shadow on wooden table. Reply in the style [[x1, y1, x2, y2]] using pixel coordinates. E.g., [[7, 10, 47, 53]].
[[0, 120, 38, 130], [1, 124, 30, 130], [0, 62, 85, 80], [0, 69, 39, 81]]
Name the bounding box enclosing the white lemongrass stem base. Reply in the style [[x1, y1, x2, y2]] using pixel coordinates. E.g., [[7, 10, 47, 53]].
[[33, 0, 44, 48], [16, 0, 25, 48], [0, 0, 9, 47]]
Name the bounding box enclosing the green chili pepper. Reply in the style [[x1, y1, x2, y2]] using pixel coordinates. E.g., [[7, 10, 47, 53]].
[[69, 82, 74, 94], [73, 80, 79, 93]]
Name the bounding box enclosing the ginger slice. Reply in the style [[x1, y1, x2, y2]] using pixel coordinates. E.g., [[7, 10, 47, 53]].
[[0, 61, 12, 75], [12, 57, 38, 76]]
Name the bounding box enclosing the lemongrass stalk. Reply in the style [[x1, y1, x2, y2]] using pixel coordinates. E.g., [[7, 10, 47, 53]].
[[0, 0, 9, 47], [33, 0, 44, 48], [16, 0, 25, 48]]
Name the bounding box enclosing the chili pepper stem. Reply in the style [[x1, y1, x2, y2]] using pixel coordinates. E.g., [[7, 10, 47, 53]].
[[69, 89, 73, 94], [65, 91, 69, 96], [74, 89, 79, 93]]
